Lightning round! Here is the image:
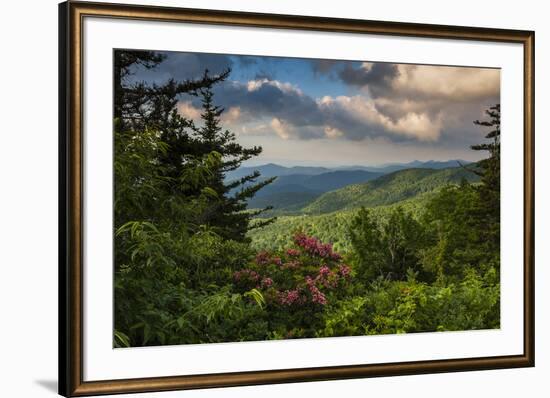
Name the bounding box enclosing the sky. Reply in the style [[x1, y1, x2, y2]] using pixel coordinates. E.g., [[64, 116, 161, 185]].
[[126, 50, 500, 167]]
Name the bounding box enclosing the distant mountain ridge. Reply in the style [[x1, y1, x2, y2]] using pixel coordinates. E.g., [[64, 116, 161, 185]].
[[333, 159, 471, 174], [247, 169, 383, 212], [227, 163, 330, 181], [228, 161, 476, 215], [226, 159, 471, 181], [254, 170, 384, 197]]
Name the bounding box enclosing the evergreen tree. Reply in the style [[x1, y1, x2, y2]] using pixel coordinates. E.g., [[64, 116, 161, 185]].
[[423, 104, 501, 279], [420, 182, 488, 280], [113, 50, 274, 241], [349, 207, 385, 281], [471, 104, 500, 192], [114, 49, 228, 135], [471, 104, 500, 252], [114, 50, 165, 122], [191, 81, 276, 241]]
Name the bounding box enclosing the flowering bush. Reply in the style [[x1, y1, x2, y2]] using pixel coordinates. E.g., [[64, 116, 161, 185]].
[[231, 232, 353, 338], [293, 232, 342, 261], [233, 232, 352, 309]]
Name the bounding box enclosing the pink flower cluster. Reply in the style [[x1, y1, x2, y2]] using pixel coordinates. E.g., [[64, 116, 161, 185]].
[[293, 233, 342, 260], [319, 265, 331, 277], [261, 277, 273, 288], [315, 265, 338, 289], [305, 276, 327, 305], [338, 264, 352, 279], [285, 248, 301, 257], [255, 251, 282, 266], [278, 289, 304, 306]]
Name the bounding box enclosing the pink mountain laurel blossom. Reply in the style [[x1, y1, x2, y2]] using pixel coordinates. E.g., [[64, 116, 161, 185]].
[[319, 265, 331, 277], [293, 233, 342, 260], [338, 264, 352, 279], [261, 277, 274, 288], [305, 276, 327, 305], [285, 248, 301, 257], [315, 265, 338, 288], [278, 289, 304, 306]]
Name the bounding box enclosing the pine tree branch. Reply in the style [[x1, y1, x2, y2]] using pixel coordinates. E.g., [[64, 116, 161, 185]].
[[225, 171, 261, 190], [234, 177, 277, 201], [457, 160, 484, 177]]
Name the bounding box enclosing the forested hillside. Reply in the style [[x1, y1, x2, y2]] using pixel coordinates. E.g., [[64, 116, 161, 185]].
[[246, 166, 479, 251], [302, 167, 478, 214], [245, 165, 477, 217], [248, 192, 437, 253]]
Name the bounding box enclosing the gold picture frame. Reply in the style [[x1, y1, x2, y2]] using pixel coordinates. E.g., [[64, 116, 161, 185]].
[[59, 1, 535, 396]]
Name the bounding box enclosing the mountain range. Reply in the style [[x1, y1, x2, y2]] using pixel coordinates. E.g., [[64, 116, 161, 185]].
[[226, 159, 471, 181], [229, 160, 474, 214]]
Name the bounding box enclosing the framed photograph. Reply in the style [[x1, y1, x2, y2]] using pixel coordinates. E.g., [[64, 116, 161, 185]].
[[59, 1, 534, 396]]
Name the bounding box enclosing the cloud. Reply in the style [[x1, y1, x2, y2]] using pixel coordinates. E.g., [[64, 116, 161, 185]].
[[324, 126, 344, 139], [171, 59, 499, 147], [310, 61, 500, 144], [177, 101, 201, 120], [270, 118, 291, 140], [314, 61, 499, 101], [310, 59, 339, 75], [211, 79, 325, 131], [339, 62, 399, 96], [222, 106, 242, 123], [390, 64, 500, 101], [179, 74, 488, 144], [210, 78, 445, 142], [177, 100, 242, 128], [127, 50, 499, 147], [318, 95, 442, 142]]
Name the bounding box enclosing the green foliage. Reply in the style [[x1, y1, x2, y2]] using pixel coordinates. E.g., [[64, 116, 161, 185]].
[[349, 207, 429, 282], [316, 297, 367, 337], [362, 267, 499, 334], [114, 224, 259, 346], [247, 192, 434, 254], [420, 182, 497, 280]]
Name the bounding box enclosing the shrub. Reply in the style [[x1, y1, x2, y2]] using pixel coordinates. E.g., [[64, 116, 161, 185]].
[[232, 232, 353, 338]]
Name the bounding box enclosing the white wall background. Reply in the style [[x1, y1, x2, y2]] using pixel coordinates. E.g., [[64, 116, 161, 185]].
[[0, 0, 546, 396]]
